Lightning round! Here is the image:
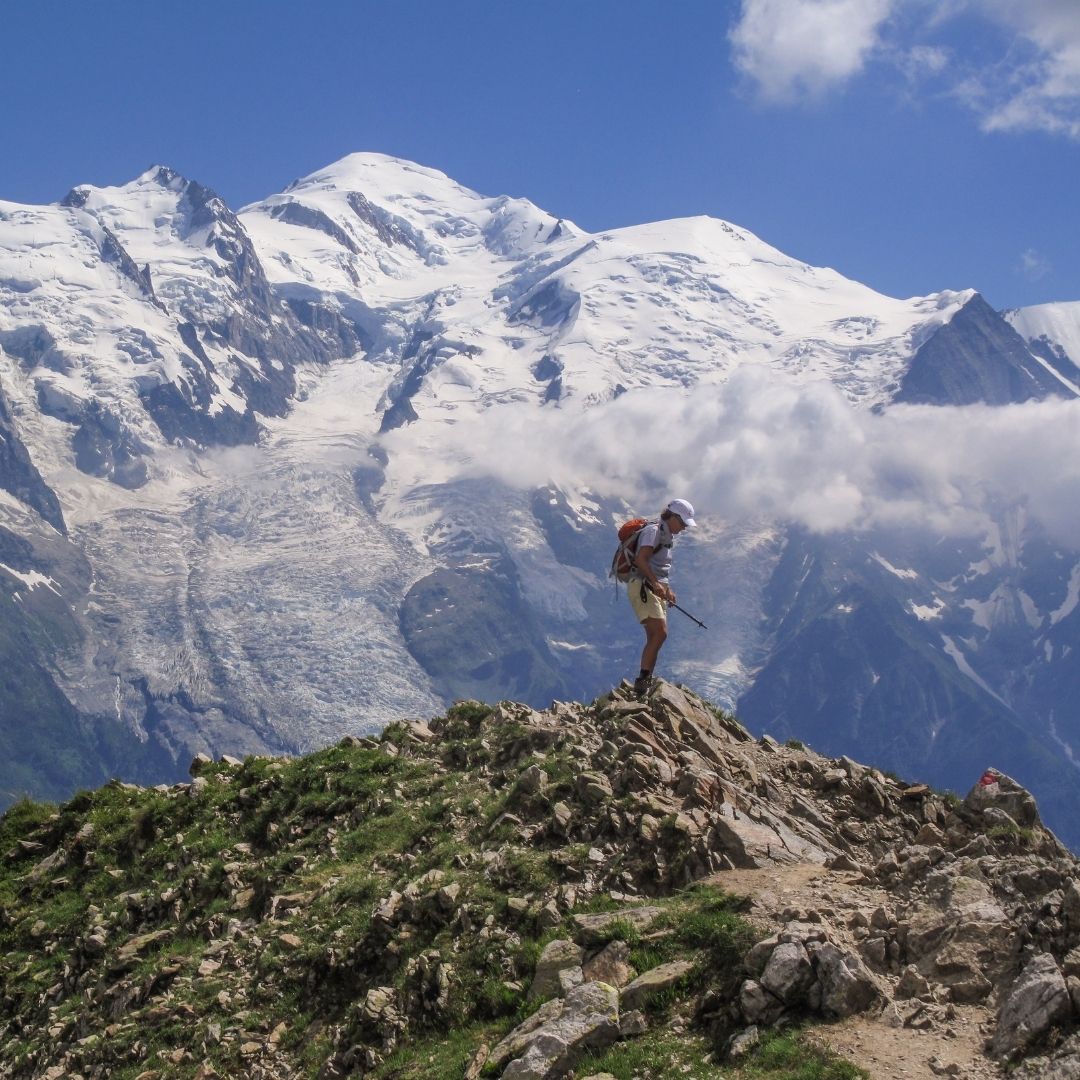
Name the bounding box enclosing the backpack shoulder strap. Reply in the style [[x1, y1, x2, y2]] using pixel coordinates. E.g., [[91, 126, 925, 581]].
[[640, 520, 671, 550]]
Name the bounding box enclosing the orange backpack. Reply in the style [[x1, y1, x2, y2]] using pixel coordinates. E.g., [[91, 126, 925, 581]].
[[609, 517, 651, 582]]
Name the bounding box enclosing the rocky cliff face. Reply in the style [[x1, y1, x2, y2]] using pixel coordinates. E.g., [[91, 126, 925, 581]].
[[2, 681, 1078, 1080], [896, 294, 1066, 406]]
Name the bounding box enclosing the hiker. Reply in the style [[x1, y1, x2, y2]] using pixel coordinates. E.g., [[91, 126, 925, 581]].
[[628, 498, 696, 695]]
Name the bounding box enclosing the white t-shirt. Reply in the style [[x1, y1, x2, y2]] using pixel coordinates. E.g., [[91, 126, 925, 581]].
[[635, 521, 674, 582]]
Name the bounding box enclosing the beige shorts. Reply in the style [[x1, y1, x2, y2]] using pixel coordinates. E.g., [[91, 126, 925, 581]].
[[628, 578, 667, 623]]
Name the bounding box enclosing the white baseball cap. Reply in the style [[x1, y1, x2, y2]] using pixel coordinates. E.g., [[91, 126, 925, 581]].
[[666, 499, 696, 527]]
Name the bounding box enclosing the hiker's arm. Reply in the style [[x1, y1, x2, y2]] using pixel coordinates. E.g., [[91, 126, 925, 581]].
[[635, 546, 673, 602]]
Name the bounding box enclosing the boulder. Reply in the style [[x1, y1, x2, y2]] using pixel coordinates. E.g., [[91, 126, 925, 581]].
[[964, 769, 1039, 829], [759, 941, 814, 1005], [946, 969, 993, 1004], [529, 940, 585, 1000], [991, 952, 1072, 1060], [727, 1025, 761, 1060], [115, 928, 174, 967], [27, 848, 66, 883], [739, 979, 785, 1025], [575, 772, 613, 805], [810, 943, 884, 1018], [518, 764, 548, 795], [582, 940, 635, 989], [1010, 1033, 1080, 1080], [490, 999, 565, 1068], [349, 986, 410, 1053], [1061, 945, 1080, 978], [188, 752, 213, 776], [548, 802, 574, 837], [499, 982, 620, 1080], [895, 965, 931, 1000], [1064, 880, 1080, 924]]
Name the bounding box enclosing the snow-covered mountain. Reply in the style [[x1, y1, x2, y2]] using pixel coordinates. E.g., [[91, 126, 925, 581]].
[[1005, 301, 1080, 396], [2, 153, 1079, 847]]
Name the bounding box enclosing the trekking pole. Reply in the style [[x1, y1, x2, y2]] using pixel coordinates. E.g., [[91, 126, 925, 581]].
[[669, 602, 707, 629]]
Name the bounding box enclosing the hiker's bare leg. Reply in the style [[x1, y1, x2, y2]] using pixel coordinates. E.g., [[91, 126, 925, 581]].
[[639, 617, 667, 674]]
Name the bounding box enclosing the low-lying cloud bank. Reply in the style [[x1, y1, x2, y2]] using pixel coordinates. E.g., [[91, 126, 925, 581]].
[[388, 369, 1080, 548]]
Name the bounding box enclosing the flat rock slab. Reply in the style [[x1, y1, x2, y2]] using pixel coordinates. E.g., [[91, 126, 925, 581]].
[[713, 804, 830, 868], [620, 959, 695, 1011], [572, 906, 664, 946]]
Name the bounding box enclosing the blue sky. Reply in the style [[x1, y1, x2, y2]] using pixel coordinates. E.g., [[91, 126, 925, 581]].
[[3, 0, 1078, 309]]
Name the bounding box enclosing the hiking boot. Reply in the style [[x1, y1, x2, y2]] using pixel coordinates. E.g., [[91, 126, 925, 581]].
[[633, 673, 654, 697]]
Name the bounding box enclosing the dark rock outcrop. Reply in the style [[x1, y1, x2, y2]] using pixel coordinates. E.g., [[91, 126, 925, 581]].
[[896, 293, 1065, 406], [0, 385, 66, 532]]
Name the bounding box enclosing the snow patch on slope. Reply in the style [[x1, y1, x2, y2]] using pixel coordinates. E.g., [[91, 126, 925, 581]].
[[1008, 301, 1080, 372]]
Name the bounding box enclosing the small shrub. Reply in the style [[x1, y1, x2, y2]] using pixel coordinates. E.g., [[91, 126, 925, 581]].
[[440, 701, 495, 740], [987, 822, 1034, 843], [593, 917, 643, 947]]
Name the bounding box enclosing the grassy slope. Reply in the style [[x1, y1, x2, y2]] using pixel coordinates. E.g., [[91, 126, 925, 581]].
[[0, 702, 866, 1080]]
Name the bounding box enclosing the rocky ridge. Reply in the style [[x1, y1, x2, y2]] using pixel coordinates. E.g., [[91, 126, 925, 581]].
[[1, 680, 1079, 1079]]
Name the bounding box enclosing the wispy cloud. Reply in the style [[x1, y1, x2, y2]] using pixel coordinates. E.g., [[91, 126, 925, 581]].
[[1019, 248, 1053, 281], [975, 0, 1080, 137], [383, 370, 1080, 551], [729, 0, 1080, 140]]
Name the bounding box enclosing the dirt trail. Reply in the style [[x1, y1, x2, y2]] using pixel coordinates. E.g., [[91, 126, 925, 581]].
[[705, 864, 1002, 1080]]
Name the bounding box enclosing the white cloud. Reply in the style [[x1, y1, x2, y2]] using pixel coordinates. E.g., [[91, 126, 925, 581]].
[[385, 370, 1080, 550], [729, 0, 1080, 139], [729, 0, 897, 102]]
